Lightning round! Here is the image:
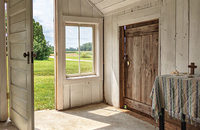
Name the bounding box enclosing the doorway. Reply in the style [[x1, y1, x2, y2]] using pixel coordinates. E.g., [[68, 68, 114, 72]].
[[120, 20, 159, 115], [33, 0, 55, 111]]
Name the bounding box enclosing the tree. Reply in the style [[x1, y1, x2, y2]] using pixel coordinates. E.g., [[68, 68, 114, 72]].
[[80, 42, 92, 51], [66, 47, 78, 51], [33, 19, 52, 60]]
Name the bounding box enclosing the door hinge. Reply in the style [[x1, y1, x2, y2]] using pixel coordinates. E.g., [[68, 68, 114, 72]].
[[4, 0, 8, 3], [7, 93, 9, 99]]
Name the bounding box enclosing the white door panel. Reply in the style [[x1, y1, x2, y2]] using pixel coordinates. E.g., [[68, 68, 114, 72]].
[[7, 0, 34, 129]]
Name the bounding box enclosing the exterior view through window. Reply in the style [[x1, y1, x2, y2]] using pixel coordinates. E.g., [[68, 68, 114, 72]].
[[65, 24, 94, 76]]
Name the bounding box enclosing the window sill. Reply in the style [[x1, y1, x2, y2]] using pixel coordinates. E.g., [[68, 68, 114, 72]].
[[65, 75, 102, 84]]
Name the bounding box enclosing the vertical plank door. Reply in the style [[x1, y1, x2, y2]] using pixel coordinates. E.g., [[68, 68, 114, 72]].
[[124, 20, 158, 115], [7, 0, 34, 129]]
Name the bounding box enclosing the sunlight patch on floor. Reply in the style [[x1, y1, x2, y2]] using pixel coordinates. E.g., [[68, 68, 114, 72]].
[[88, 106, 121, 117]]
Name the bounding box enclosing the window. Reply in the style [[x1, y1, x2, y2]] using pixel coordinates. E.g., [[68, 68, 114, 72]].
[[65, 24, 95, 77]]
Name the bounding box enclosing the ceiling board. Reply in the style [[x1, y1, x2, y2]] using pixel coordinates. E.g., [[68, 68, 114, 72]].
[[90, 0, 141, 14], [96, 0, 125, 10], [90, 0, 104, 4]]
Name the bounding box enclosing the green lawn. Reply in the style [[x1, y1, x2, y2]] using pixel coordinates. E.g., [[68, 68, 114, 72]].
[[34, 76, 54, 110], [34, 58, 54, 111], [66, 61, 93, 74], [34, 58, 54, 76], [66, 56, 93, 61], [66, 51, 93, 61]]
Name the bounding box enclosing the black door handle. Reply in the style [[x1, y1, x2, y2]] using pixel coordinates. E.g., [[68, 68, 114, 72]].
[[23, 52, 29, 64], [31, 52, 37, 63]]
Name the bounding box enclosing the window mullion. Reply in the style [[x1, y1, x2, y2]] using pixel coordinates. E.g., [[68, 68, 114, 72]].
[[92, 26, 95, 73], [78, 26, 81, 74]]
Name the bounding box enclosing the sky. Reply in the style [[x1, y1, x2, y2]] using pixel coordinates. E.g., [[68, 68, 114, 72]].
[[33, 0, 54, 46], [66, 26, 93, 48]]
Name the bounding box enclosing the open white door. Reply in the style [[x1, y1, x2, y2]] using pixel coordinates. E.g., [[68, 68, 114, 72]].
[[7, 0, 34, 130]]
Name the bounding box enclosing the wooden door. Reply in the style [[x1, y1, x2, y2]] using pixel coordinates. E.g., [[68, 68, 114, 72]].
[[7, 0, 34, 129], [124, 20, 158, 115]]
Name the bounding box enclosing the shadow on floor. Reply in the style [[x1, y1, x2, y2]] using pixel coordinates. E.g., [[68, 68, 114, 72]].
[[0, 119, 42, 130], [0, 119, 18, 130]]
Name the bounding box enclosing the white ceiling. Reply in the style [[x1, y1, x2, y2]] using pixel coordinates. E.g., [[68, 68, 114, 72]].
[[90, 0, 141, 14]]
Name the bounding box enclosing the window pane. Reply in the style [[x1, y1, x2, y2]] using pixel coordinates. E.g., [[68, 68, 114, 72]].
[[80, 27, 93, 74], [65, 26, 79, 75]]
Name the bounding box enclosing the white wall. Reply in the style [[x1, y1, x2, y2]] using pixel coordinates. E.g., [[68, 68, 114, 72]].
[[161, 0, 200, 74], [104, 0, 200, 108], [0, 0, 7, 121], [189, 0, 200, 73], [55, 0, 104, 110]]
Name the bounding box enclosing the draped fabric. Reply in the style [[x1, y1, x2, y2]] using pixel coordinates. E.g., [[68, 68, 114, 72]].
[[150, 74, 200, 126]]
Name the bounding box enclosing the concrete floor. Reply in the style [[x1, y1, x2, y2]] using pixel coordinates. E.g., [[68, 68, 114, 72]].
[[0, 103, 158, 130], [0, 119, 18, 130]]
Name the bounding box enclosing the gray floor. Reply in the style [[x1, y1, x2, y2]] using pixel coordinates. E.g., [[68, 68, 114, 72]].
[[0, 119, 18, 130], [0, 103, 158, 130]]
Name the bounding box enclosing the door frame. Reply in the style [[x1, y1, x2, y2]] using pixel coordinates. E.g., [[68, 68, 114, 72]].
[[119, 19, 160, 110], [0, 0, 7, 121], [119, 26, 125, 108]]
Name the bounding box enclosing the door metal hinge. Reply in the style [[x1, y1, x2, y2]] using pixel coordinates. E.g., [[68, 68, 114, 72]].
[[7, 93, 9, 99], [4, 0, 8, 3]]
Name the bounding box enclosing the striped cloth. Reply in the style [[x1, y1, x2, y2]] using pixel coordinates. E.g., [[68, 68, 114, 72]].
[[150, 74, 200, 126]]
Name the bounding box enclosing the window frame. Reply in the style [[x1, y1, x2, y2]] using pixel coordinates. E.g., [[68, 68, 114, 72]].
[[62, 16, 103, 83], [65, 23, 95, 77]]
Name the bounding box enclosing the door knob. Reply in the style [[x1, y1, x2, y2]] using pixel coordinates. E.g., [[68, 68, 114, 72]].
[[23, 52, 29, 58], [23, 52, 29, 64]]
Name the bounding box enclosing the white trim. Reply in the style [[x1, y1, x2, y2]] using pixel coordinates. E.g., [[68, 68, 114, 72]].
[[63, 15, 103, 24], [78, 26, 81, 74], [63, 16, 103, 84], [66, 72, 95, 77], [65, 75, 100, 84]]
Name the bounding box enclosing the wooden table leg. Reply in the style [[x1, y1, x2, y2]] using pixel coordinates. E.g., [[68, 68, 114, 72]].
[[181, 114, 186, 130], [159, 108, 165, 130]]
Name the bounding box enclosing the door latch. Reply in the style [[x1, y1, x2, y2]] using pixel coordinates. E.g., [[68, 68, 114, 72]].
[[31, 51, 37, 63], [124, 54, 130, 66], [23, 52, 30, 64]]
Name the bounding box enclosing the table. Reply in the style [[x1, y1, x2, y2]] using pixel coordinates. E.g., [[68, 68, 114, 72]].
[[150, 74, 200, 129]]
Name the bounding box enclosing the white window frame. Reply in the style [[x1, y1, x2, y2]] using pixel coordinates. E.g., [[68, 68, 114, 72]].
[[65, 24, 95, 77], [63, 16, 103, 83]]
